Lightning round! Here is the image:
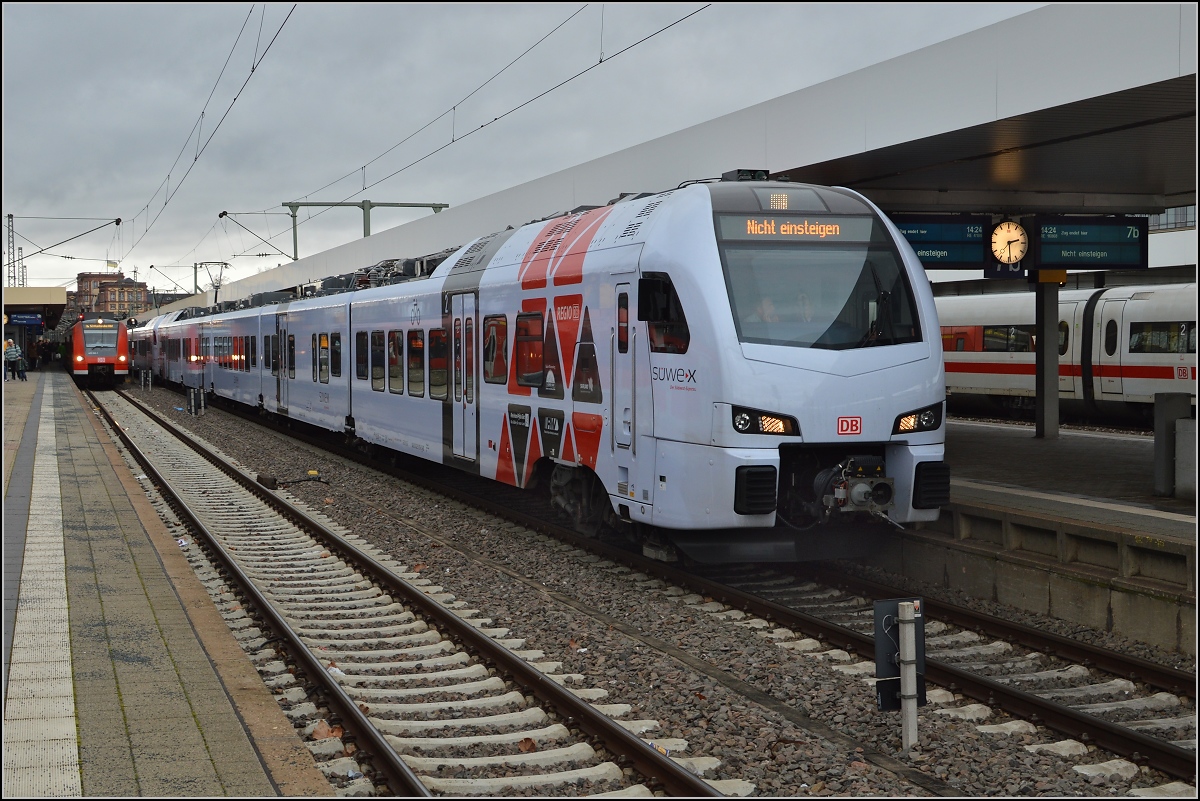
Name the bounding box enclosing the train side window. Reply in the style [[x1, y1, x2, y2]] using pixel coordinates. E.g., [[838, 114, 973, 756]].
[[1058, 321, 1069, 356], [271, 336, 280, 376], [287, 335, 296, 379], [453, 319, 463, 402], [982, 325, 1034, 353], [515, 313, 544, 386], [244, 335, 250, 371], [482, 315, 508, 384], [1129, 321, 1197, 354], [386, 331, 402, 393], [1104, 320, 1118, 356], [371, 330, 386, 392], [639, 274, 690, 354], [429, 328, 448, 400], [464, 317, 474, 403], [250, 335, 256, 368], [618, 293, 629, 353], [355, 331, 368, 380], [312, 334, 319, 382], [331, 333, 342, 377], [319, 333, 330, 383], [407, 330, 425, 397]]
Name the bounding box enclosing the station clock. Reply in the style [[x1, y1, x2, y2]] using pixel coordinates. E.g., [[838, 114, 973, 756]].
[[990, 220, 1029, 265]]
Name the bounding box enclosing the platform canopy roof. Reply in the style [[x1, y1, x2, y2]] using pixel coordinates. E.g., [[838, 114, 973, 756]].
[[782, 75, 1195, 215]]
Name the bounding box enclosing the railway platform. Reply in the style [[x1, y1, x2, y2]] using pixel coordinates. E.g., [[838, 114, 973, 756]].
[[875, 418, 1197, 657], [2, 370, 331, 796]]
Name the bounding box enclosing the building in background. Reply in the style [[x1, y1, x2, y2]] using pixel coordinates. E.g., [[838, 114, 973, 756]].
[[71, 271, 148, 318]]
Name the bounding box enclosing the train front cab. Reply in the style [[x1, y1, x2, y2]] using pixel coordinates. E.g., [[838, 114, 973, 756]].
[[625, 181, 949, 562], [71, 316, 130, 386]]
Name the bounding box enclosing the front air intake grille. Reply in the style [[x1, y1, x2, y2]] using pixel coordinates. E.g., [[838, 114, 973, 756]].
[[735, 465, 777, 515], [913, 461, 951, 508]]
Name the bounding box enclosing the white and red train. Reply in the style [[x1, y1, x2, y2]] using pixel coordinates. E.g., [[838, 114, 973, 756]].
[[131, 178, 951, 562], [936, 284, 1196, 420], [68, 313, 130, 386]]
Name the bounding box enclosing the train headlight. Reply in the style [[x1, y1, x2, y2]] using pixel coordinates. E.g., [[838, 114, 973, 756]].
[[75, 355, 83, 362], [893, 402, 943, 435], [731, 406, 799, 436], [119, 355, 127, 362]]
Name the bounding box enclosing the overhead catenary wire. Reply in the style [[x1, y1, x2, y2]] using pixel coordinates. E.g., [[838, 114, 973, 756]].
[[239, 4, 710, 254], [122, 5, 297, 264], [289, 4, 590, 206], [150, 5, 709, 284]]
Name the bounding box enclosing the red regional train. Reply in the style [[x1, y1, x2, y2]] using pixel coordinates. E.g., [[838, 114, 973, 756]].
[[68, 313, 130, 387], [935, 283, 1196, 421]]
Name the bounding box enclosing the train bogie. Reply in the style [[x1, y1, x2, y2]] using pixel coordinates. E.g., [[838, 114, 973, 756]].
[[130, 179, 952, 562]]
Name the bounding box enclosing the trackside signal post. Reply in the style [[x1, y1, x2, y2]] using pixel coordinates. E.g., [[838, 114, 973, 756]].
[[875, 598, 926, 752]]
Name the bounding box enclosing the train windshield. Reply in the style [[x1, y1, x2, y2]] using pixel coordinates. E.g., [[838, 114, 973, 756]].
[[82, 325, 120, 353], [718, 218, 922, 350]]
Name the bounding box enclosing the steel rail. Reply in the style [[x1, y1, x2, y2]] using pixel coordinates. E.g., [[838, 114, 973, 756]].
[[114, 390, 722, 798], [128, 388, 1198, 782], [91, 391, 431, 796], [815, 567, 1196, 699]]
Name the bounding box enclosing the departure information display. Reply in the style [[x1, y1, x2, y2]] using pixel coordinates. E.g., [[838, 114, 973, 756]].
[[1035, 215, 1148, 268], [889, 214, 989, 269], [717, 214, 876, 243]]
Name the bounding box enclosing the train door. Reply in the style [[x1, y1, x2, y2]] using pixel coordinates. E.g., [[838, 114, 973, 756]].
[[1058, 302, 1079, 396], [613, 283, 634, 450], [1098, 299, 1125, 396], [451, 293, 477, 461], [275, 312, 289, 412]]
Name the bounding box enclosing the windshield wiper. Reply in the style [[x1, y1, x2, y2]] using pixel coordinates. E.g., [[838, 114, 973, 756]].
[[859, 261, 895, 347]]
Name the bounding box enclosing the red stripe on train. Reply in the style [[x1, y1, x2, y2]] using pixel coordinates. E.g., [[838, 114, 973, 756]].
[[945, 361, 1185, 380]]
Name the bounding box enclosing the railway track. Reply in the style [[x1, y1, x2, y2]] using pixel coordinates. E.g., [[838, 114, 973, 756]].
[[93, 389, 730, 797], [687, 563, 1196, 778], [114, 384, 1196, 794]]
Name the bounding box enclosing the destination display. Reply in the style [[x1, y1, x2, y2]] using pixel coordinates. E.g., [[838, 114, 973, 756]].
[[1035, 215, 1148, 268], [717, 214, 876, 243], [889, 214, 990, 269], [7, 313, 43, 325]]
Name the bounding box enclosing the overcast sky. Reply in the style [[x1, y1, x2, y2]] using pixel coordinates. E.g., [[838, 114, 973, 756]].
[[3, 3, 1041, 294]]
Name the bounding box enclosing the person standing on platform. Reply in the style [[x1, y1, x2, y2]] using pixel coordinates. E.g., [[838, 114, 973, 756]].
[[5, 339, 23, 381], [27, 340, 39, 372]]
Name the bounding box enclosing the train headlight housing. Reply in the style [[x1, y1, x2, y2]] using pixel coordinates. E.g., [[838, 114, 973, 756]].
[[731, 406, 799, 436], [75, 355, 83, 362], [893, 402, 943, 435], [119, 355, 127, 362]]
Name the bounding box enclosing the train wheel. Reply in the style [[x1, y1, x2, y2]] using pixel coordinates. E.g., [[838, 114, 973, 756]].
[[550, 466, 613, 538]]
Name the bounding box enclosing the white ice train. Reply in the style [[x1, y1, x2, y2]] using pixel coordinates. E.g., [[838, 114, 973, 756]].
[[131, 178, 951, 562], [936, 283, 1197, 421]]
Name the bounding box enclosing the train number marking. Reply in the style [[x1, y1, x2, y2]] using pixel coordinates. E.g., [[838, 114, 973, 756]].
[[837, 416, 862, 435]]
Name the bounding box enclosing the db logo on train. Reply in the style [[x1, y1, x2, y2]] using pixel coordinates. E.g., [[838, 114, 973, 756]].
[[837, 416, 862, 435]]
